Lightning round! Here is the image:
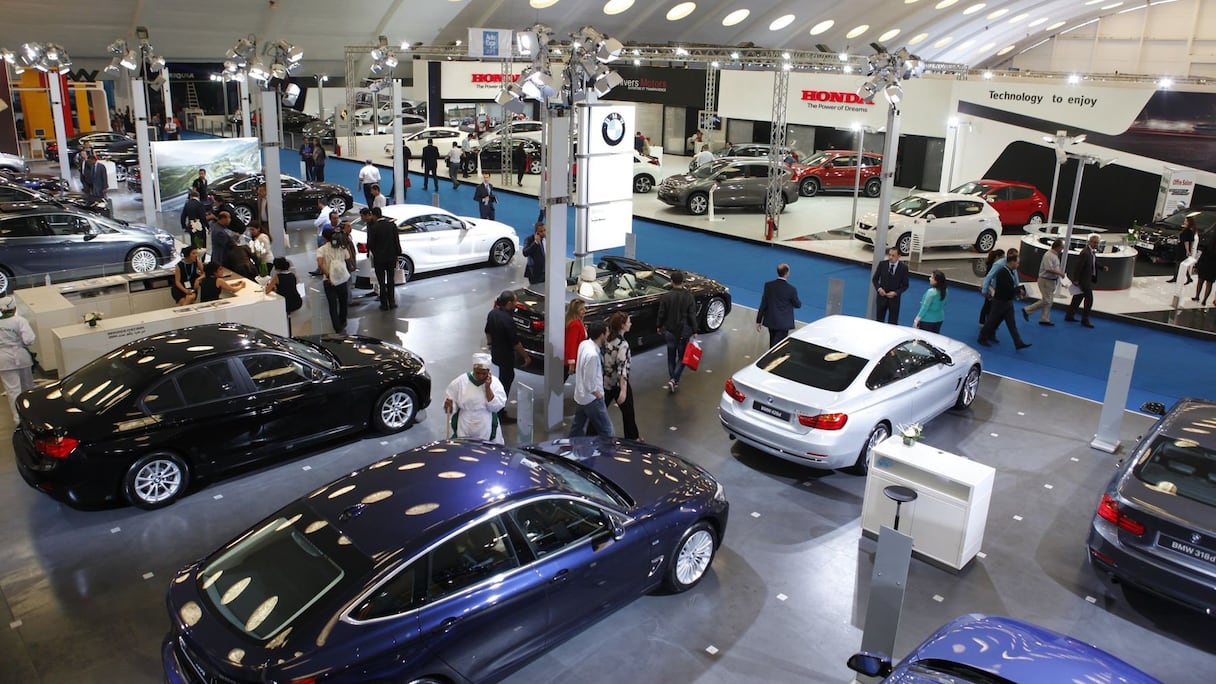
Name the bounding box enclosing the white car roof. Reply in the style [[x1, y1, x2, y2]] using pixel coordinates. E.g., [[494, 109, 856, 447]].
[[378, 204, 459, 222], [787, 315, 919, 361], [902, 191, 986, 203], [407, 127, 463, 139]]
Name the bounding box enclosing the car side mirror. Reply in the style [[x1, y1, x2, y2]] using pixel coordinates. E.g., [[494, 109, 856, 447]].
[[311, 367, 327, 382], [846, 652, 893, 677], [1140, 401, 1166, 416]]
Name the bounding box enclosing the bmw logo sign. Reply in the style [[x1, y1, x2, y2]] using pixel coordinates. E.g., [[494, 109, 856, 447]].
[[601, 112, 626, 146]]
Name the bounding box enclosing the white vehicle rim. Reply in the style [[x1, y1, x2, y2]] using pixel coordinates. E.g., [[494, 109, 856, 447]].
[[963, 368, 980, 405], [0, 271, 9, 293], [328, 197, 347, 213], [380, 390, 415, 429], [1028, 214, 1044, 224], [131, 249, 159, 272], [676, 529, 714, 585], [866, 425, 890, 456], [690, 196, 708, 214], [134, 459, 183, 504], [978, 232, 996, 252], [492, 240, 513, 265], [705, 299, 726, 330], [234, 206, 253, 225], [898, 235, 912, 254], [635, 176, 653, 193]]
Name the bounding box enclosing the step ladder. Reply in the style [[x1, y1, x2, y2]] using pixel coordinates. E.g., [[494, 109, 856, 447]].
[[185, 82, 200, 109]]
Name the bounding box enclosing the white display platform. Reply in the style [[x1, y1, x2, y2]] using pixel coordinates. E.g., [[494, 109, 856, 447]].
[[860, 437, 995, 572], [17, 273, 288, 376]]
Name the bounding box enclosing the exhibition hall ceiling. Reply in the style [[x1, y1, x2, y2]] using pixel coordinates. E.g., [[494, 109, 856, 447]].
[[0, 0, 1177, 69]]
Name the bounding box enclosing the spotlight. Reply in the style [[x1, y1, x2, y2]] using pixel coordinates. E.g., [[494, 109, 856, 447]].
[[884, 83, 903, 103], [593, 69, 624, 96], [248, 59, 269, 82], [838, 51, 848, 62], [148, 55, 166, 72], [857, 82, 878, 102], [120, 50, 139, 70], [1157, 77, 1173, 89], [982, 70, 994, 80]]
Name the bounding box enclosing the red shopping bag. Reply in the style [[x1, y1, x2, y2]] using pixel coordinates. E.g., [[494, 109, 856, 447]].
[[681, 337, 702, 371]]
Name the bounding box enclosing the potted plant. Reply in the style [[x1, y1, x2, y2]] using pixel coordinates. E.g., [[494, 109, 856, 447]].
[[897, 423, 923, 447], [83, 311, 103, 328]]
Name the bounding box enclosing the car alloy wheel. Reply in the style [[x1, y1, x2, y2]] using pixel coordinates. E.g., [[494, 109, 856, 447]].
[[955, 365, 981, 409], [0, 268, 11, 294], [666, 522, 717, 592], [865, 178, 882, 198], [848, 423, 891, 475], [328, 195, 348, 214], [687, 192, 709, 215], [800, 177, 820, 197], [975, 229, 998, 253], [124, 453, 189, 509], [702, 296, 727, 331], [528, 158, 543, 175], [633, 175, 654, 193], [374, 387, 418, 432], [233, 204, 254, 226], [897, 233, 913, 256], [1027, 213, 1045, 225], [489, 238, 514, 266], [127, 247, 160, 273]]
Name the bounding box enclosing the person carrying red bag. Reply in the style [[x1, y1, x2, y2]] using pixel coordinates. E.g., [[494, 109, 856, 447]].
[[657, 270, 698, 393]]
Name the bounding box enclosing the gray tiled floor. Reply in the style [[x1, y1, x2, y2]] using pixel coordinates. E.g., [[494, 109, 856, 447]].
[[0, 214, 1213, 683]]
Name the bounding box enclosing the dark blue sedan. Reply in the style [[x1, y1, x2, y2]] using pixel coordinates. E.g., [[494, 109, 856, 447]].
[[848, 613, 1160, 683], [163, 438, 729, 684]]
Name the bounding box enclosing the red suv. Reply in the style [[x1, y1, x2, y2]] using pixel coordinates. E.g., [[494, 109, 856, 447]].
[[790, 150, 883, 198], [951, 179, 1049, 227]]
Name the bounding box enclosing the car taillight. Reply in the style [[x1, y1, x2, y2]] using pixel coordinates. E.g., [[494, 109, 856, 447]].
[[530, 319, 544, 330], [357, 242, 368, 253], [648, 157, 660, 166], [34, 435, 80, 459], [724, 378, 745, 403], [797, 413, 848, 430], [1096, 493, 1145, 536]]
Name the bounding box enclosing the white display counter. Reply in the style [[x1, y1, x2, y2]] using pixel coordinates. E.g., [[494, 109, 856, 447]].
[[860, 438, 995, 572]]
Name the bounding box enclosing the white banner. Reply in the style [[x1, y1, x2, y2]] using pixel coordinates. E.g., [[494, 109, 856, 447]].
[[951, 80, 1154, 136], [467, 29, 513, 59], [1155, 167, 1196, 219]]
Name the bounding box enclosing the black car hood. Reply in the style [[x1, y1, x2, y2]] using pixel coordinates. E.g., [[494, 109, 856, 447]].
[[532, 437, 716, 509], [307, 334, 422, 370]]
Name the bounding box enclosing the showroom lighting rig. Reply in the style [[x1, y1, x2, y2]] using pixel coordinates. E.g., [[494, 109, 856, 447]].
[[855, 43, 923, 317], [1, 42, 74, 187], [103, 29, 172, 226], [367, 37, 406, 204], [1043, 130, 1087, 224]]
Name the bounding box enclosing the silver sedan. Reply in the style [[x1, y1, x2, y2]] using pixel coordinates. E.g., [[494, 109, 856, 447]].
[[719, 315, 982, 474]]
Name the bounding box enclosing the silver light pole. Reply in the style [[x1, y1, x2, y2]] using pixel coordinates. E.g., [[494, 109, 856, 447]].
[[47, 72, 72, 186], [392, 79, 404, 205], [850, 123, 866, 234]]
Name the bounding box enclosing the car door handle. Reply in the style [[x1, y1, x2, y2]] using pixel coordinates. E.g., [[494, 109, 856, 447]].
[[432, 616, 461, 634], [550, 569, 569, 584]]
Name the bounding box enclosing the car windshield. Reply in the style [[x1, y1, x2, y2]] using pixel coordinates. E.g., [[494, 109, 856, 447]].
[[1133, 436, 1216, 507], [58, 351, 174, 413], [198, 503, 372, 641], [951, 182, 991, 196], [891, 196, 934, 217], [521, 450, 630, 508], [755, 338, 868, 392], [1158, 209, 1216, 233], [802, 152, 833, 167], [690, 161, 730, 179]]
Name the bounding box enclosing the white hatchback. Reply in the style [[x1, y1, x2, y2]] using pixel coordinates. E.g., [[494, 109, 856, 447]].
[[854, 192, 1002, 256], [719, 315, 982, 473], [349, 204, 518, 287], [383, 127, 469, 159]]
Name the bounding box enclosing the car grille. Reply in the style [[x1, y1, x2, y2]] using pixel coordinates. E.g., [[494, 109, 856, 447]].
[[176, 637, 243, 684]]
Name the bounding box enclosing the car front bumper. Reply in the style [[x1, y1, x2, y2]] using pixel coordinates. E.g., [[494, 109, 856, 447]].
[[718, 395, 854, 470], [1087, 516, 1216, 615]]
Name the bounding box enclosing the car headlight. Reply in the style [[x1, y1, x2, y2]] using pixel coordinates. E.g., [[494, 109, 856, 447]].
[[156, 232, 175, 245], [713, 481, 726, 503], [1165, 237, 1179, 245]]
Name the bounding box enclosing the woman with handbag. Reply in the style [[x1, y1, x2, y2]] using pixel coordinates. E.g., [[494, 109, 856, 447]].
[[316, 228, 350, 333], [603, 312, 639, 439]]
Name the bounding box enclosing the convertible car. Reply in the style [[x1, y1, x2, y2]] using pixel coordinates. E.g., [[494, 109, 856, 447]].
[[512, 255, 731, 369]]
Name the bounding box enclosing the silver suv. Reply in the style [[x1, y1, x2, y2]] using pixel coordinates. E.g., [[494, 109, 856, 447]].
[[657, 159, 799, 215]]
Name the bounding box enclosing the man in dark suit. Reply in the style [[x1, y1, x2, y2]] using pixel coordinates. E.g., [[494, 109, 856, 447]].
[[365, 206, 402, 311], [473, 173, 497, 220], [522, 223, 546, 285], [978, 253, 1031, 349], [872, 247, 910, 324], [180, 189, 209, 249], [756, 263, 801, 347], [1066, 234, 1104, 328], [421, 140, 441, 191]]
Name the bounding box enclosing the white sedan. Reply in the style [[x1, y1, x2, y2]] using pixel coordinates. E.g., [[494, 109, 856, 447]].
[[719, 315, 981, 474], [383, 126, 468, 158], [854, 192, 1002, 256], [349, 204, 518, 287]]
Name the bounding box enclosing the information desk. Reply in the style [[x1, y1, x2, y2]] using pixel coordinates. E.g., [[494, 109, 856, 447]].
[[861, 438, 995, 572], [50, 278, 288, 376], [1018, 224, 1137, 290]]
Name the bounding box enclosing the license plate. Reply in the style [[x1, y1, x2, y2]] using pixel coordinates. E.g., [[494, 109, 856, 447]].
[[1135, 241, 1155, 250], [1158, 533, 1216, 566], [752, 401, 790, 421]]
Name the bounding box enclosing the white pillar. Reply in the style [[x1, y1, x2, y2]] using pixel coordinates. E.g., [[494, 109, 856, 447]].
[[161, 67, 174, 122], [47, 73, 72, 186], [867, 102, 901, 320], [392, 80, 404, 205], [238, 75, 252, 138], [131, 78, 158, 227], [260, 89, 287, 258]]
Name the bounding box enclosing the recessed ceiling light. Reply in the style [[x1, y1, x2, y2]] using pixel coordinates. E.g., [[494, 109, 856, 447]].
[[603, 0, 635, 15], [879, 28, 901, 42], [909, 32, 929, 45], [666, 2, 696, 21], [1084, 0, 1103, 5], [529, 0, 560, 7], [846, 24, 869, 39], [1067, 74, 1081, 84], [1028, 17, 1048, 26], [1046, 21, 1066, 30], [997, 44, 1016, 55], [935, 0, 959, 8], [958, 39, 975, 50], [1157, 77, 1173, 88], [810, 19, 835, 35], [987, 8, 1009, 18], [722, 8, 749, 26], [769, 14, 795, 31], [963, 3, 986, 14], [1100, 1, 1122, 8], [1009, 13, 1030, 23], [933, 36, 954, 48], [982, 71, 994, 79], [979, 41, 996, 52]]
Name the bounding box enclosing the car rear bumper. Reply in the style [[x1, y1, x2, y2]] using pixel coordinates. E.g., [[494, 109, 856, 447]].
[[1087, 517, 1216, 615], [13, 429, 121, 507], [718, 397, 852, 470]]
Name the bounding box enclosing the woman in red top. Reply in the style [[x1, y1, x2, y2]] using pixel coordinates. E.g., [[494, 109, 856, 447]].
[[563, 299, 587, 380]]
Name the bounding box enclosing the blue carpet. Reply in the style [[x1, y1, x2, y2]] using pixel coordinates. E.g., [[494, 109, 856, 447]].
[[282, 148, 1205, 412]]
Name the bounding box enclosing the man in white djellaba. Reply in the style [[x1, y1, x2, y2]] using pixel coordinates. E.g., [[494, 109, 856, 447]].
[[443, 353, 507, 444]]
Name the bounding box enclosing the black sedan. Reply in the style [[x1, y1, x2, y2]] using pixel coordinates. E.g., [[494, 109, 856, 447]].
[[478, 138, 543, 175], [512, 255, 731, 369], [209, 172, 354, 226], [163, 437, 728, 684], [0, 176, 110, 216], [13, 323, 431, 509], [1087, 398, 1216, 614], [44, 131, 134, 158], [0, 169, 70, 194], [302, 116, 336, 145], [1131, 206, 1216, 263]]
